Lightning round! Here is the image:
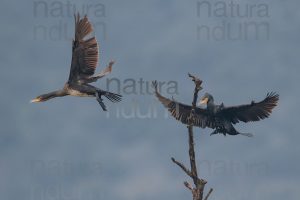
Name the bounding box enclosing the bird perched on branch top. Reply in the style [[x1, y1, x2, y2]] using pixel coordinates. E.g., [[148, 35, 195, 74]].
[[153, 81, 279, 137], [31, 13, 122, 111]]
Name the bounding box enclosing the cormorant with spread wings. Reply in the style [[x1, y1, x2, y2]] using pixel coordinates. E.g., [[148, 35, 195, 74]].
[[153, 82, 279, 137], [31, 13, 121, 111]]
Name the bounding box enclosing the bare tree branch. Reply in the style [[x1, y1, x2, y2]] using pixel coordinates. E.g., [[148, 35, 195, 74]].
[[171, 74, 213, 200], [171, 157, 192, 177], [188, 125, 198, 184], [204, 188, 213, 200], [184, 181, 193, 191]]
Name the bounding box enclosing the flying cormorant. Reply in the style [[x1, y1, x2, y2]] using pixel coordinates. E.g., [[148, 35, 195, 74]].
[[153, 82, 279, 137], [31, 13, 121, 111]]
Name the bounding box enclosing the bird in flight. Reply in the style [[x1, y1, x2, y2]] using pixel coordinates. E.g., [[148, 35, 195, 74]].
[[153, 82, 279, 137], [31, 13, 122, 111]]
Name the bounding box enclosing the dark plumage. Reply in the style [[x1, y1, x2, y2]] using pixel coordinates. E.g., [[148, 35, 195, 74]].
[[31, 13, 121, 111], [153, 82, 279, 137]]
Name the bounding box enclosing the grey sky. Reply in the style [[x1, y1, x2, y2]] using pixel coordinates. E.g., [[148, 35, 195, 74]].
[[0, 0, 299, 200]]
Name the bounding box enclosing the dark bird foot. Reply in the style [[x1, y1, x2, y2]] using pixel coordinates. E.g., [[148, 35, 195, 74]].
[[97, 98, 107, 111], [96, 93, 107, 111]]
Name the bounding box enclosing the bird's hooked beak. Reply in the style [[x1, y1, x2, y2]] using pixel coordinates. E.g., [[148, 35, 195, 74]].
[[198, 97, 208, 106], [30, 97, 42, 103]]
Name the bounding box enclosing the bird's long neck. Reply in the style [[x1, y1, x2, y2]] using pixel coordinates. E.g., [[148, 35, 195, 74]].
[[41, 89, 67, 101], [207, 99, 215, 112]]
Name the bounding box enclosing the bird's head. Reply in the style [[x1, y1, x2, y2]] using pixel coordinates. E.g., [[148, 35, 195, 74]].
[[30, 95, 46, 103], [198, 93, 214, 106], [30, 92, 59, 103]]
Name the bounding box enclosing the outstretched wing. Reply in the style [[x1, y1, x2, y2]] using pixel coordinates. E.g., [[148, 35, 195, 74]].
[[218, 92, 279, 124], [69, 13, 99, 81], [153, 81, 215, 128]]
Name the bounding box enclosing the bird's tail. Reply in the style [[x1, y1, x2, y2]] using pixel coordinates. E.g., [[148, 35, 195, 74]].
[[239, 132, 254, 137], [98, 90, 122, 103]]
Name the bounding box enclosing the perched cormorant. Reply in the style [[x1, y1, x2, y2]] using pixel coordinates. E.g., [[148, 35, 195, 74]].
[[153, 82, 279, 137], [31, 13, 121, 111]]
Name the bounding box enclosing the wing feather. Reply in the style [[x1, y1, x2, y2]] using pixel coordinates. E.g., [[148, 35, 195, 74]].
[[153, 81, 215, 128], [218, 92, 279, 124], [69, 13, 99, 81]]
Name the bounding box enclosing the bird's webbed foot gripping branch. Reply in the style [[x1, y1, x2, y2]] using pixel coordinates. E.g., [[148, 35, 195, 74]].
[[171, 73, 213, 200]]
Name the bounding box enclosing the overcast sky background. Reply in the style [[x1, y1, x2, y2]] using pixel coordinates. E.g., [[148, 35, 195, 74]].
[[0, 0, 299, 200]]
